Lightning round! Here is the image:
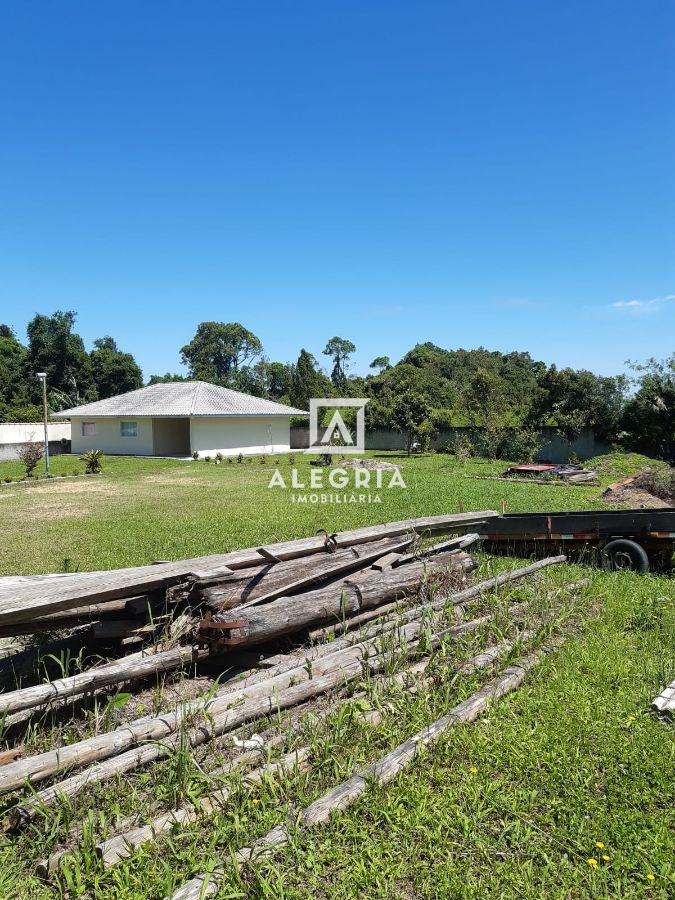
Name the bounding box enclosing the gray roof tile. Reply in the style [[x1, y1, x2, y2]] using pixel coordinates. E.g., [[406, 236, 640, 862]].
[[53, 382, 306, 418]]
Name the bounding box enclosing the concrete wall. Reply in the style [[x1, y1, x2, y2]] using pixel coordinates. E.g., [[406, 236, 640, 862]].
[[190, 416, 291, 457], [70, 417, 155, 456], [290, 425, 612, 463], [0, 422, 71, 461]]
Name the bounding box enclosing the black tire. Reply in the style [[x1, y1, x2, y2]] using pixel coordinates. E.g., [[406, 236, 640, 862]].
[[601, 539, 650, 574]]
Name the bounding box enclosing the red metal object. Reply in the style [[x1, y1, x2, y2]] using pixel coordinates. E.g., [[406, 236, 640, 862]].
[[197, 611, 249, 650]]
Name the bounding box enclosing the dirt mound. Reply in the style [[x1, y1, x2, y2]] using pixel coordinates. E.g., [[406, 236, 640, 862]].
[[337, 458, 401, 471], [602, 469, 674, 509]]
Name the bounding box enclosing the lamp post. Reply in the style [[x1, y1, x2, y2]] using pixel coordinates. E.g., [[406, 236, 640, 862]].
[[36, 372, 49, 477]]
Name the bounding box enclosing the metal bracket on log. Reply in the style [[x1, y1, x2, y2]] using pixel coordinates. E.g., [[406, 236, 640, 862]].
[[316, 530, 339, 553], [197, 611, 250, 651]]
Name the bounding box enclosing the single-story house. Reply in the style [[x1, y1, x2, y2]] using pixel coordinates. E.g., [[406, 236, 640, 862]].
[[53, 381, 306, 458]]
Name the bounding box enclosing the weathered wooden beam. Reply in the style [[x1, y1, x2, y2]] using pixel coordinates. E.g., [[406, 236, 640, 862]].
[[0, 512, 496, 626]]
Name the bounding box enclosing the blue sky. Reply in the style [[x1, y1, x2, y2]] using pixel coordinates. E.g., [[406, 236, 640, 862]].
[[1, 1, 673, 380]]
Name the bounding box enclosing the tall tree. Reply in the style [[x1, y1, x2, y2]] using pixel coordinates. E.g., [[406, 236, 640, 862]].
[[323, 336, 356, 387], [0, 326, 36, 420], [392, 390, 432, 455], [90, 336, 143, 399], [26, 310, 96, 406], [180, 322, 262, 385], [621, 355, 675, 461], [369, 356, 391, 373], [290, 349, 332, 410]]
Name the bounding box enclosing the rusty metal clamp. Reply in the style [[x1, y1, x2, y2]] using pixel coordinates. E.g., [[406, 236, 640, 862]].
[[197, 611, 250, 650], [316, 529, 339, 553]]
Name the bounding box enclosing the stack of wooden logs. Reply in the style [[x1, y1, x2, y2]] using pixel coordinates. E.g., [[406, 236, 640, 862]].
[[0, 509, 584, 887]]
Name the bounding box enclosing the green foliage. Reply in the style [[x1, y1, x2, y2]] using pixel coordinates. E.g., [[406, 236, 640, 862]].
[[180, 322, 262, 384], [79, 449, 104, 474], [290, 349, 333, 410], [392, 390, 433, 454], [17, 441, 43, 477], [323, 336, 356, 387], [369, 355, 391, 373], [89, 336, 143, 399], [620, 355, 675, 461]]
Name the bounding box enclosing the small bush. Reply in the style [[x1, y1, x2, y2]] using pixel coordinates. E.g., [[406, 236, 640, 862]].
[[288, 454, 295, 464], [192, 450, 199, 460], [79, 449, 105, 474], [227, 457, 233, 464], [3, 477, 12, 483], [204, 455, 212, 463], [18, 441, 44, 477], [634, 468, 675, 503], [237, 453, 243, 464], [260, 455, 266, 464], [215, 452, 223, 463]]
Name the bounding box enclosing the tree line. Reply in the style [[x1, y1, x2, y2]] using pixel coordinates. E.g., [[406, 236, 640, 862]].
[[1, 312, 672, 460]]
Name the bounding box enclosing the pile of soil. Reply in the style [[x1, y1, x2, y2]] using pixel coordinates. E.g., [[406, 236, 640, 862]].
[[602, 469, 675, 509], [337, 458, 401, 471]]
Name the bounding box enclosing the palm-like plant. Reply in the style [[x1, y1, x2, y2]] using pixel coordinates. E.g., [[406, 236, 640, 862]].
[[79, 449, 105, 474]]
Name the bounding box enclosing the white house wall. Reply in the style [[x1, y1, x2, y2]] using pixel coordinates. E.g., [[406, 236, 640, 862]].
[[189, 416, 291, 456], [70, 417, 155, 456]]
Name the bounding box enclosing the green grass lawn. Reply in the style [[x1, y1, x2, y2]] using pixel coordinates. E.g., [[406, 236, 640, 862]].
[[0, 452, 672, 899], [0, 451, 619, 576]]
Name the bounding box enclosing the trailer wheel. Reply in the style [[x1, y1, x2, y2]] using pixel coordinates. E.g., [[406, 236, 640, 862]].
[[601, 539, 650, 573]]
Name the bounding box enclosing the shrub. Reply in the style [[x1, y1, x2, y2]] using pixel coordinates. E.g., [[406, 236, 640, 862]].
[[204, 455, 212, 463], [289, 454, 295, 464], [260, 455, 266, 464], [500, 428, 543, 464], [237, 453, 243, 464], [192, 450, 199, 460], [79, 449, 105, 474], [227, 457, 233, 464], [634, 468, 675, 503], [215, 452, 223, 463], [3, 477, 12, 483], [18, 441, 44, 477]]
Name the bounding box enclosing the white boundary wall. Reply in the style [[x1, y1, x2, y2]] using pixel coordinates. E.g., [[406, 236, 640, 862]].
[[0, 422, 71, 461]]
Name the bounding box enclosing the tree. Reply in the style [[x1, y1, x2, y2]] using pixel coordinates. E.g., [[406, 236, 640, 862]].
[[180, 322, 262, 385], [90, 336, 143, 399], [323, 336, 356, 387], [392, 390, 432, 455], [621, 355, 675, 461], [26, 310, 96, 405], [526, 365, 626, 442], [369, 356, 391, 373], [0, 326, 29, 419], [18, 442, 43, 477], [289, 349, 332, 410], [147, 373, 188, 384]]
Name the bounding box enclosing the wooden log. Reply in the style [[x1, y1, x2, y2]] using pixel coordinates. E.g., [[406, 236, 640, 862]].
[[0, 512, 497, 626], [208, 550, 475, 648], [7, 607, 476, 820], [96, 747, 311, 868], [170, 641, 564, 899], [0, 646, 207, 717], [201, 536, 415, 611]]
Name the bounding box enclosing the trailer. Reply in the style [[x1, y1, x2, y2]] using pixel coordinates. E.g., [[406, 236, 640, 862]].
[[479, 508, 675, 573]]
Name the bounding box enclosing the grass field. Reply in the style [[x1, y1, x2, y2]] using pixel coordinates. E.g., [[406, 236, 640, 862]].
[[0, 452, 672, 899], [0, 451, 620, 576]]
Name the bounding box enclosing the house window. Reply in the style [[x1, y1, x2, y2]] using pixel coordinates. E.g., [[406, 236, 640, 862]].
[[120, 421, 138, 438], [82, 422, 96, 437]]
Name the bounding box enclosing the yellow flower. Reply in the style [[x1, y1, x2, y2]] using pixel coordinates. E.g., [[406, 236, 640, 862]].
[[646, 873, 655, 882], [628, 715, 636, 721], [596, 841, 604, 849], [602, 855, 610, 862], [587, 859, 598, 868], [469, 766, 478, 774], [252, 798, 259, 805]]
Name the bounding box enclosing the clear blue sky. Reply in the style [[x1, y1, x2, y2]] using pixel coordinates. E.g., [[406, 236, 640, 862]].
[[1, 1, 673, 380]]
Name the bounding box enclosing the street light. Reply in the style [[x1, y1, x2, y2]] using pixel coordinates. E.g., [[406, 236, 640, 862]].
[[36, 372, 49, 477]]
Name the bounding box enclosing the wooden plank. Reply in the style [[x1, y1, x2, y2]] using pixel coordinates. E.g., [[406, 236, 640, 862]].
[[0, 512, 496, 627]]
